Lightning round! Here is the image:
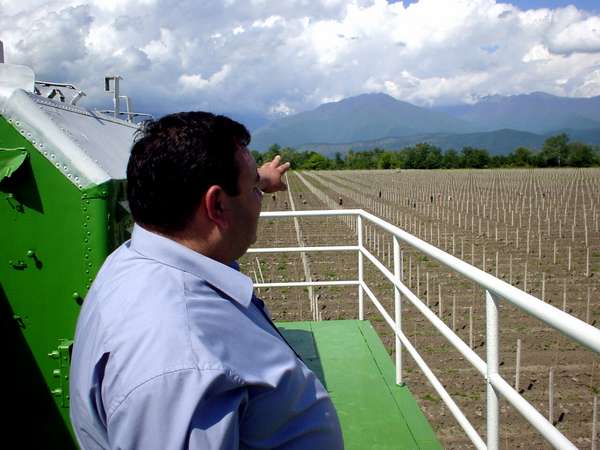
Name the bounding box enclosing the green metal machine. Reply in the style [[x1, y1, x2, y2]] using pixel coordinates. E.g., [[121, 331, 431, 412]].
[[0, 62, 137, 447]]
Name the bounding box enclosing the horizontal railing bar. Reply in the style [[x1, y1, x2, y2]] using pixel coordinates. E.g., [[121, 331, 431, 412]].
[[260, 209, 361, 218], [360, 245, 487, 376], [357, 209, 600, 355], [248, 245, 359, 254], [360, 281, 395, 327], [489, 374, 576, 450], [253, 280, 359, 288], [361, 282, 486, 450]]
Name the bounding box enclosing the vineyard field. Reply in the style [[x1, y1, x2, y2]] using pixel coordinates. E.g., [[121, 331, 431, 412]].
[[240, 168, 600, 449]]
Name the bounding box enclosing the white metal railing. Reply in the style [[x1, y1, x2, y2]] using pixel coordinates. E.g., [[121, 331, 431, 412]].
[[246, 209, 600, 450]]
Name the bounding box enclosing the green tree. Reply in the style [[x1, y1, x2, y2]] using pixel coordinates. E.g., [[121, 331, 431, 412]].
[[404, 143, 441, 169], [346, 150, 373, 169], [261, 143, 283, 165], [509, 147, 532, 166], [377, 151, 395, 169], [461, 146, 490, 168], [442, 149, 460, 168], [489, 154, 508, 168], [334, 152, 345, 169], [539, 133, 569, 167], [423, 146, 442, 169], [251, 150, 263, 166], [301, 152, 330, 170], [567, 142, 595, 167]]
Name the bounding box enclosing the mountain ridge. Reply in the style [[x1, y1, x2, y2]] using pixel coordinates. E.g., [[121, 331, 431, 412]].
[[251, 93, 474, 150], [250, 92, 600, 153]]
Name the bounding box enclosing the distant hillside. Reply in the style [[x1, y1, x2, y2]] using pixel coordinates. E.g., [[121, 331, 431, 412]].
[[437, 92, 600, 134], [296, 129, 545, 156], [296, 128, 600, 157], [251, 93, 473, 150]]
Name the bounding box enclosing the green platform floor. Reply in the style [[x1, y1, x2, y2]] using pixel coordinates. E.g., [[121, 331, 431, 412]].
[[276, 320, 442, 450]]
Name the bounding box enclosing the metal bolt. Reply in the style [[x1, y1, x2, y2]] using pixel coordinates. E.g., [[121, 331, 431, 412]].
[[9, 260, 27, 270], [26, 250, 35, 258], [48, 350, 59, 359], [53, 369, 61, 377], [51, 388, 62, 396]]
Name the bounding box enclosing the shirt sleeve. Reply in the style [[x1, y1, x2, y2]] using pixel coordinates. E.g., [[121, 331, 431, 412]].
[[107, 368, 247, 450]]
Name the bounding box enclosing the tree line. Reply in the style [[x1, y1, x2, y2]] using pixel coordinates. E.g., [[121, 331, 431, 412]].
[[252, 134, 600, 170]]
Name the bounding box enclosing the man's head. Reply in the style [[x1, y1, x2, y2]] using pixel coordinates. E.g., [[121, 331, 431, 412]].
[[127, 111, 262, 262], [127, 111, 250, 233]]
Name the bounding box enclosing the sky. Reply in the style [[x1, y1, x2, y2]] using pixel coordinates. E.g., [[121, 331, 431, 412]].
[[1, 0, 600, 126]]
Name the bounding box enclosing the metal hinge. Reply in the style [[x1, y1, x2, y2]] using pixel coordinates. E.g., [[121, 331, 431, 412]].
[[48, 339, 73, 408]]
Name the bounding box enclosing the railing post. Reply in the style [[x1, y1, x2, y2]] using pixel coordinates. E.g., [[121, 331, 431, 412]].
[[393, 235, 402, 385], [357, 215, 364, 320], [486, 290, 500, 450]]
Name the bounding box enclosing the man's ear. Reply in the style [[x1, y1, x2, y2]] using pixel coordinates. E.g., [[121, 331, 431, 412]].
[[203, 185, 229, 228]]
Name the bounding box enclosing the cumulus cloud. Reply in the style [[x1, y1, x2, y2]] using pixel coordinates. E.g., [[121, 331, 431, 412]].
[[179, 64, 232, 90], [1, 0, 600, 123], [548, 16, 600, 54]]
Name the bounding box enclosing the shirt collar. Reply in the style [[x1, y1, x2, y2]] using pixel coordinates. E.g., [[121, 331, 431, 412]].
[[130, 224, 254, 308]]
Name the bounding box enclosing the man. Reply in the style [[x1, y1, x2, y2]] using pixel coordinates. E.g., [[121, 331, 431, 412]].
[[69, 112, 344, 449]]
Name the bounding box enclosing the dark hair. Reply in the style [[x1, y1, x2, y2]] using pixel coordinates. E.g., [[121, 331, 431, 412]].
[[126, 111, 250, 232]]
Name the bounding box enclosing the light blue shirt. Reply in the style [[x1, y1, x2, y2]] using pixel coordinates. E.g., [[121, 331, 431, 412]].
[[70, 224, 343, 450]]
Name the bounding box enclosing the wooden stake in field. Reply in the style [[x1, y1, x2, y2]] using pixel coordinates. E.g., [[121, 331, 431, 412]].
[[252, 270, 260, 295], [452, 294, 456, 331], [587, 287, 592, 324], [587, 247, 591, 277], [593, 395, 598, 450], [495, 251, 499, 277], [549, 367, 555, 424], [568, 246, 572, 272], [559, 220, 562, 239], [255, 257, 265, 285], [426, 272, 430, 306], [509, 254, 513, 284], [541, 272, 546, 301], [563, 279, 567, 312], [515, 338, 522, 392], [553, 240, 557, 265], [413, 322, 417, 348], [468, 306, 473, 348], [417, 264, 421, 297], [482, 245, 486, 272], [524, 261, 528, 292], [438, 284, 442, 317]]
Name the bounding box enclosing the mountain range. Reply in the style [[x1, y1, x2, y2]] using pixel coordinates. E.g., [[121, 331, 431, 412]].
[[250, 92, 600, 155]]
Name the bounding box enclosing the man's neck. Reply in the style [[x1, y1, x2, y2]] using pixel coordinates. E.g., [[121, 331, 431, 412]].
[[145, 224, 234, 265]]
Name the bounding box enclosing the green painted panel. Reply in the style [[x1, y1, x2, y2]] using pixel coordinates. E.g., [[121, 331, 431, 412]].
[[357, 321, 443, 450], [278, 320, 442, 450], [0, 116, 128, 448]]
